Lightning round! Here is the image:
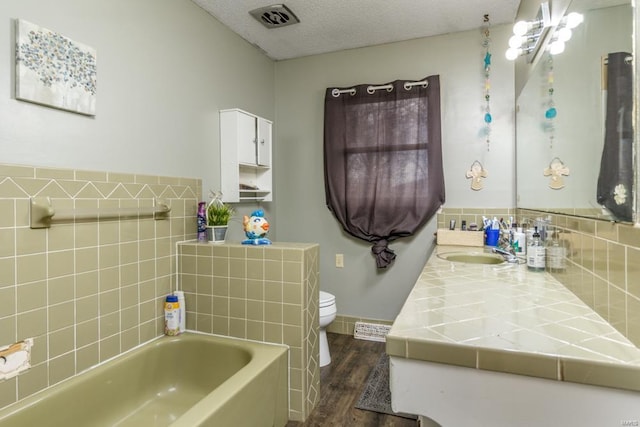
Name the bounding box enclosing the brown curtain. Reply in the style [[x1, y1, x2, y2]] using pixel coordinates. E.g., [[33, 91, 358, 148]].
[[597, 52, 633, 222], [324, 75, 444, 268]]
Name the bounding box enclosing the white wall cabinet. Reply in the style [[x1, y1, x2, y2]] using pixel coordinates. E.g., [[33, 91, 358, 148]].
[[220, 108, 273, 202]]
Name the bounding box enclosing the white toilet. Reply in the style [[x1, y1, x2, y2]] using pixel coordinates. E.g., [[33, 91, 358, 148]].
[[319, 291, 337, 367]]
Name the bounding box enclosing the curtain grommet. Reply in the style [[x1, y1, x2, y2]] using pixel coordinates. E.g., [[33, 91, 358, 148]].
[[366, 85, 393, 94], [404, 81, 428, 91], [331, 88, 356, 97]]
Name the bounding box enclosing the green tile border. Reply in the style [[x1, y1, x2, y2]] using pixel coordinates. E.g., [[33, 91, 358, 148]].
[[407, 339, 477, 368], [478, 347, 557, 380], [560, 357, 640, 392], [388, 336, 640, 392]]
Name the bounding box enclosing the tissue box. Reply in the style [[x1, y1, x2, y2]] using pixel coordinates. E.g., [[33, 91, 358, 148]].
[[436, 229, 484, 247]]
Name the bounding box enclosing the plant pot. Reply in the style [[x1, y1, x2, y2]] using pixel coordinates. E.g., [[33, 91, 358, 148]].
[[207, 225, 228, 243]]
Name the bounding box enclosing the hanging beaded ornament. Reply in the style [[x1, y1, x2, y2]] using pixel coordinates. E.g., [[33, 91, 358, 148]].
[[482, 14, 492, 152], [544, 53, 557, 149]]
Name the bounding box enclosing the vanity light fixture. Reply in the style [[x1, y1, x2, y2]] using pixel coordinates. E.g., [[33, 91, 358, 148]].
[[547, 12, 584, 56], [548, 38, 566, 55], [563, 12, 584, 29], [505, 2, 551, 62]]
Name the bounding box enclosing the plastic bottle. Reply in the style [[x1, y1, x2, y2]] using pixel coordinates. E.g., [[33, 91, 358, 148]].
[[527, 226, 546, 271], [164, 295, 180, 336], [197, 202, 207, 242], [513, 226, 526, 253], [174, 290, 186, 334], [509, 223, 516, 246]]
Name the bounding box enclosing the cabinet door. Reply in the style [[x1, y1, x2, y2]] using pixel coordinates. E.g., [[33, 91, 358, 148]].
[[237, 111, 257, 165], [257, 118, 271, 167]]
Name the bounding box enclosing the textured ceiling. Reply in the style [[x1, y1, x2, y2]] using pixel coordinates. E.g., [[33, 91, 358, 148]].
[[191, 0, 522, 60]]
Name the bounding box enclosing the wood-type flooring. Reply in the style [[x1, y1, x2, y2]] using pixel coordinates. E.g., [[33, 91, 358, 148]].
[[286, 333, 418, 427]]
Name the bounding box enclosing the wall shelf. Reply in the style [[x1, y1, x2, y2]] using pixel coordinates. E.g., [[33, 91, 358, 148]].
[[220, 109, 273, 203]]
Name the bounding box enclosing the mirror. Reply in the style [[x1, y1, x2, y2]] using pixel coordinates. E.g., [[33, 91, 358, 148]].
[[515, 0, 633, 222]]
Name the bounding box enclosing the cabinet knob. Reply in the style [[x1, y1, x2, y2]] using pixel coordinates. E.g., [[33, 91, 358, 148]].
[[260, 139, 265, 144]]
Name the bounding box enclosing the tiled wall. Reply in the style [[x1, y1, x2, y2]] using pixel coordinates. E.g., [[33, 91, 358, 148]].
[[0, 163, 199, 410], [436, 207, 517, 231], [519, 209, 640, 347], [177, 242, 320, 422]]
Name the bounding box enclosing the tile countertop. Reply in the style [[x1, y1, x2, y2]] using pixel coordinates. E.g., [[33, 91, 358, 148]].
[[386, 245, 640, 392]]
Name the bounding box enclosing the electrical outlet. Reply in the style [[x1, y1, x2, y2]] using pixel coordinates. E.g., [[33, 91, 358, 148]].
[[335, 253, 344, 268]]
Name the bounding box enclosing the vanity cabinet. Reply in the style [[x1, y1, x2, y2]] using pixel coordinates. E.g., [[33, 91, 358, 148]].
[[220, 108, 273, 202]]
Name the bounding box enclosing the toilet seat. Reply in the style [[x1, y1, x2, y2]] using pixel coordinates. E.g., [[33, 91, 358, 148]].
[[319, 291, 335, 308]]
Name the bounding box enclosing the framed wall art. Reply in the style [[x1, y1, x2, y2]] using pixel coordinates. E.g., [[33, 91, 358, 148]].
[[15, 19, 97, 116]]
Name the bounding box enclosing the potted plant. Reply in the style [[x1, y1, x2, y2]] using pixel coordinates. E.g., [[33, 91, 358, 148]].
[[206, 200, 234, 243]]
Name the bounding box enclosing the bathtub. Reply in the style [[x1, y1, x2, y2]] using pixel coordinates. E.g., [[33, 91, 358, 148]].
[[0, 333, 289, 427]]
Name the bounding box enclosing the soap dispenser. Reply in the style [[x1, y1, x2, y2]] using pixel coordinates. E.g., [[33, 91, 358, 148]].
[[526, 226, 545, 271]]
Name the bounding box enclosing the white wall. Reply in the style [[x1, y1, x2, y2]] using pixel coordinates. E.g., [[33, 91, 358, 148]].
[[0, 0, 275, 208], [1, 1, 516, 321], [274, 26, 515, 320]]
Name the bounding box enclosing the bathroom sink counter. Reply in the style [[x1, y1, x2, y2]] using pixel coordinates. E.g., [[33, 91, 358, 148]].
[[386, 245, 640, 392]]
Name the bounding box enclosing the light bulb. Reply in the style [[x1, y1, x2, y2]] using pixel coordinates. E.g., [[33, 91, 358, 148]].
[[549, 40, 565, 55], [505, 47, 521, 61], [509, 35, 525, 48], [513, 20, 530, 36], [557, 27, 572, 42], [565, 12, 583, 29]]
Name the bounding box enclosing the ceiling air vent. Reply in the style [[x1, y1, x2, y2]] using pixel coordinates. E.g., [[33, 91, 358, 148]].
[[249, 4, 300, 29]]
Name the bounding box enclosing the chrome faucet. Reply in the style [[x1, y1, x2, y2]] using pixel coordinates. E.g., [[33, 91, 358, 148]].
[[492, 247, 519, 263]]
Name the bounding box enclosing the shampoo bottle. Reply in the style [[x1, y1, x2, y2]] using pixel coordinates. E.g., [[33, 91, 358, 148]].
[[197, 202, 207, 242], [164, 295, 180, 336], [174, 290, 186, 334]]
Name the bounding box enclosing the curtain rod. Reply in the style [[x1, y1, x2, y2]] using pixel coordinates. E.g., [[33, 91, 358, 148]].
[[331, 80, 428, 97]]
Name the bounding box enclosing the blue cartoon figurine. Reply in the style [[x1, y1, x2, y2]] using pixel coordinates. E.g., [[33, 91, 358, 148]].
[[242, 209, 272, 245]]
